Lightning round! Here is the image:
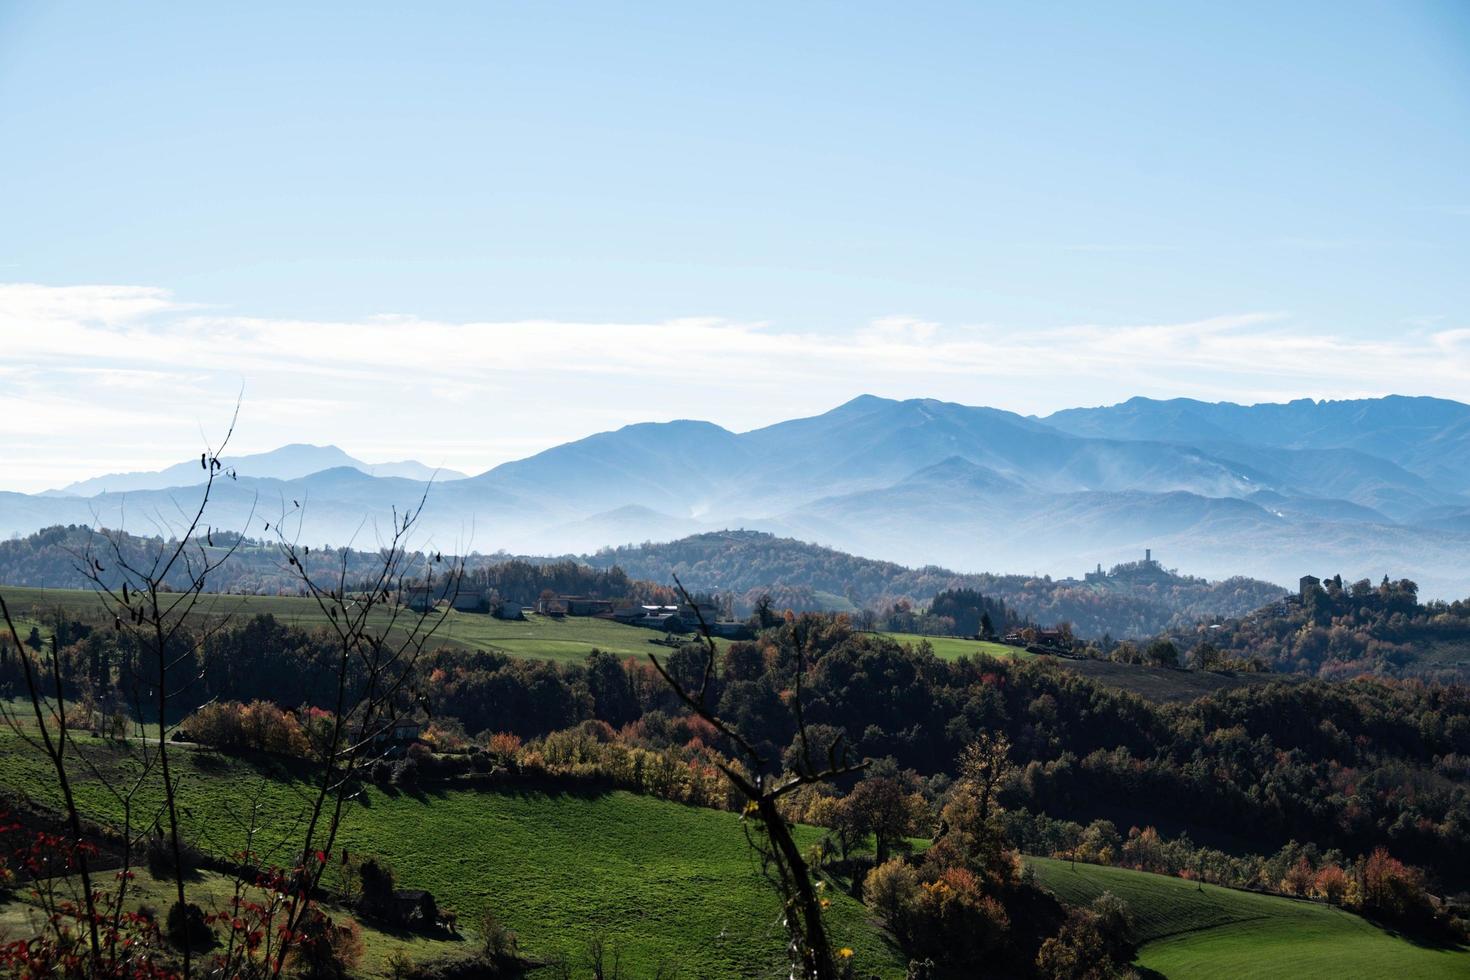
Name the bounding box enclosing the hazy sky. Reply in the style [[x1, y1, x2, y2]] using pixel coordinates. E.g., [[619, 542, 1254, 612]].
[[2, 2, 1468, 491]]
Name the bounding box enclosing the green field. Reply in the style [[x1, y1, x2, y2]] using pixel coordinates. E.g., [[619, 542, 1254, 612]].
[[871, 630, 1289, 704], [5, 728, 1465, 978], [1030, 857, 1469, 978], [0, 732, 904, 978], [0, 586, 724, 665], [873, 630, 1028, 661]]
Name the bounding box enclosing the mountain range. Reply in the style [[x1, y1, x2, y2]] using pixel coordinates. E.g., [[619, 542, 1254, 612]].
[[6, 394, 1470, 597], [45, 444, 466, 496]]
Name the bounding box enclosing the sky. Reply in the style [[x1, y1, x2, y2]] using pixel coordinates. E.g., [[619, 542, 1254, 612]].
[[1, 1, 1468, 491]]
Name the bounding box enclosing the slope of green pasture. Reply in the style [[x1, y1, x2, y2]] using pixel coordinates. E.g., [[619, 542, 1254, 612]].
[[421, 609, 729, 662], [873, 631, 1027, 661], [1030, 857, 1468, 978], [812, 591, 860, 613], [0, 587, 723, 664], [0, 733, 904, 978]]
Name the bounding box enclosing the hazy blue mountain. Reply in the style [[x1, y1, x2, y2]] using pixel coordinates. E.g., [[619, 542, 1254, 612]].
[[1187, 443, 1454, 521], [1042, 396, 1470, 490], [739, 396, 1266, 506], [54, 444, 465, 497], [1042, 395, 1470, 446], [362, 459, 468, 482], [539, 505, 707, 554], [1410, 504, 1470, 534], [7, 394, 1470, 598], [1243, 490, 1391, 525], [780, 460, 1284, 579], [469, 419, 754, 515]]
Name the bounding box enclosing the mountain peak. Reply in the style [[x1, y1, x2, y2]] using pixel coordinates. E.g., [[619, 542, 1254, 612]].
[[52, 443, 460, 496]]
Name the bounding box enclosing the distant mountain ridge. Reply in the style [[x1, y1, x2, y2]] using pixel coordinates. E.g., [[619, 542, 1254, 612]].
[[51, 444, 466, 496], [1041, 395, 1470, 490], [6, 394, 1470, 598]]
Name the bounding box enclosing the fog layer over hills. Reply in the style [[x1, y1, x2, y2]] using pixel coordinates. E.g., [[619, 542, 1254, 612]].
[[6, 395, 1469, 597]]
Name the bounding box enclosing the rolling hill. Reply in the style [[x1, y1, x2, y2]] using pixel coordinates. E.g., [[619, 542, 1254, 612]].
[[582, 530, 1287, 639], [3, 728, 1459, 978], [1030, 857, 1467, 978], [0, 731, 907, 978]]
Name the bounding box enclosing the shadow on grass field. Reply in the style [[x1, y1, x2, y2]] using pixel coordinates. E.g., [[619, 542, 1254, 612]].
[[0, 731, 907, 978], [1030, 857, 1469, 979], [6, 729, 1463, 977]]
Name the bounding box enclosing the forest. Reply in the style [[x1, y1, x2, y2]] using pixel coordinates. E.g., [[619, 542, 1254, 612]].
[[6, 603, 1467, 896], [1169, 574, 1470, 681]]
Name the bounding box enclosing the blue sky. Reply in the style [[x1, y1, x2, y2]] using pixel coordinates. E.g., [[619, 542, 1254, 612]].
[[1, 2, 1468, 488]]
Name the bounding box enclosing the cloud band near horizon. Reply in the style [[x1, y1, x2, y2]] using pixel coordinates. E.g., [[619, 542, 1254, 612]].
[[1, 282, 1467, 493]]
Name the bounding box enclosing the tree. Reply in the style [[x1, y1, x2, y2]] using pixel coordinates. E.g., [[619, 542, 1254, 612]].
[[1088, 891, 1135, 962], [754, 593, 776, 629], [862, 857, 921, 935], [929, 732, 1015, 882], [1035, 909, 1119, 980], [1313, 863, 1349, 905], [357, 858, 396, 920], [1304, 584, 1331, 626], [846, 774, 919, 864], [585, 651, 639, 727], [649, 575, 867, 980], [1145, 638, 1179, 667], [1191, 641, 1222, 670], [806, 795, 863, 862], [1361, 847, 1426, 916], [1281, 856, 1314, 896], [958, 732, 1010, 830], [721, 641, 766, 683]]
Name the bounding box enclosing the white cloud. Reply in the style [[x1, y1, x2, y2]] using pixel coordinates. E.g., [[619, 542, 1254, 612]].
[[1, 282, 1467, 492]]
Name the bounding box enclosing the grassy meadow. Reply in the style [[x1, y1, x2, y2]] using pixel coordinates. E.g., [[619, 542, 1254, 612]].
[[1030, 857, 1469, 978], [872, 630, 1028, 661], [0, 586, 724, 664], [0, 731, 904, 978]]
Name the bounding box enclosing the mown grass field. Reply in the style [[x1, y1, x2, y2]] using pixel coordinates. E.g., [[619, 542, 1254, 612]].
[[0, 586, 724, 664], [0, 731, 905, 978], [872, 630, 1028, 661], [1030, 857, 1469, 978]]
